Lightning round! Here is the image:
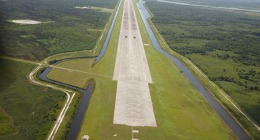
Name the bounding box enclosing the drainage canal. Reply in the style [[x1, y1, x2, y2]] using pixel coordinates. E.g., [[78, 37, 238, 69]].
[[137, 0, 249, 139], [38, 0, 123, 139], [38, 66, 93, 140]]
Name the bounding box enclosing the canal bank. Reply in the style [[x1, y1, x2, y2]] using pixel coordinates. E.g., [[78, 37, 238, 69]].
[[95, 0, 123, 62], [39, 66, 93, 140], [136, 0, 250, 140], [37, 0, 123, 139]]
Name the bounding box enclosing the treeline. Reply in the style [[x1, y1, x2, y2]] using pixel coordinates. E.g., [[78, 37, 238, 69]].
[[0, 0, 114, 28], [165, 0, 260, 9], [146, 1, 260, 125], [147, 2, 260, 66], [0, 0, 118, 60], [146, 1, 260, 90]]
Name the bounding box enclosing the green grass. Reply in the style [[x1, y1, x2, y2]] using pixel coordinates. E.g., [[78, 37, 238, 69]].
[[155, 47, 260, 139], [47, 1, 132, 139], [0, 107, 17, 135], [43, 50, 96, 64], [0, 58, 65, 140], [46, 0, 235, 139], [52, 93, 81, 140], [46, 0, 122, 88], [47, 1, 130, 139], [134, 1, 234, 139], [78, 1, 132, 138], [145, 2, 260, 139], [40, 1, 118, 64], [47, 58, 97, 88], [0, 0, 120, 139], [138, 37, 234, 139]]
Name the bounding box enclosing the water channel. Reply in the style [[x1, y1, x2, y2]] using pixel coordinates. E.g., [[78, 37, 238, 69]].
[[39, 63, 93, 140], [137, 0, 250, 139], [95, 0, 122, 62], [38, 0, 122, 139], [38, 0, 250, 139]]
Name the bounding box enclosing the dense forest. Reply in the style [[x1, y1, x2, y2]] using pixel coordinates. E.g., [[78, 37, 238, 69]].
[[163, 0, 260, 9], [0, 58, 66, 139], [0, 0, 119, 139], [146, 1, 260, 124], [0, 0, 118, 60]]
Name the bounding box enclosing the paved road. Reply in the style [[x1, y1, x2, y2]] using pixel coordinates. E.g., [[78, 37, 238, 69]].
[[113, 0, 156, 127]]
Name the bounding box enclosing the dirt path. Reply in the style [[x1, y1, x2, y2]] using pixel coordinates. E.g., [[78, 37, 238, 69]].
[[28, 64, 75, 140]]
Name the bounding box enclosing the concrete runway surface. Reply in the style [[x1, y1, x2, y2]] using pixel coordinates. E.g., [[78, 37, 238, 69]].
[[113, 0, 156, 127]]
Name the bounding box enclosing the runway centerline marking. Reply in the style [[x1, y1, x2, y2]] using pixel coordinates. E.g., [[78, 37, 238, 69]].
[[113, 0, 156, 127]]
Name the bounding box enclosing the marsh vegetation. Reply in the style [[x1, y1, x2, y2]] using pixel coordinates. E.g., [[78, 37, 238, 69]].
[[0, 0, 119, 139], [146, 1, 260, 138], [163, 0, 260, 9], [0, 58, 65, 140], [0, 0, 118, 60]]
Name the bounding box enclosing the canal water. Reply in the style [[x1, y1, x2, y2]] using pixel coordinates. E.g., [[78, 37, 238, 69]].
[[38, 0, 123, 139], [95, 0, 123, 62], [38, 67, 93, 140], [137, 0, 249, 139], [66, 86, 92, 140]]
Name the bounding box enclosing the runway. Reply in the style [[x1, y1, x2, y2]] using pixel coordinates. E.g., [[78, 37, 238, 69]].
[[113, 0, 156, 127]]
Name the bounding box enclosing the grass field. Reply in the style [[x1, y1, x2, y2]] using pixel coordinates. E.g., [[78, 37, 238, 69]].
[[0, 58, 65, 140], [46, 0, 235, 139], [145, 1, 260, 139], [133, 1, 234, 139], [47, 58, 97, 88], [0, 107, 17, 135]]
